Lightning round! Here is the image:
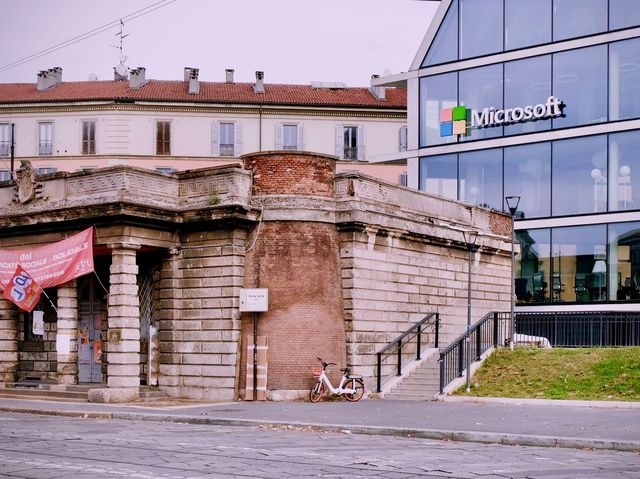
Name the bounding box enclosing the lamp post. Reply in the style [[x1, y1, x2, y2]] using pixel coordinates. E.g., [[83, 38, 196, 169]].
[[505, 195, 521, 351], [462, 229, 478, 393]]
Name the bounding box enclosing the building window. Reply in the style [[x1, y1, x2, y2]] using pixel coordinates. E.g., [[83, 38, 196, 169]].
[[504, 143, 551, 219], [419, 154, 457, 200], [610, 37, 640, 122], [459, 0, 503, 59], [0, 170, 10, 181], [282, 125, 298, 150], [399, 125, 408, 152], [0, 124, 11, 157], [343, 126, 359, 160], [35, 166, 57, 176], [552, 0, 607, 42], [422, 0, 458, 67], [505, 0, 551, 51], [609, 130, 640, 212], [609, 221, 640, 301], [459, 63, 503, 141], [82, 120, 96, 155], [38, 122, 53, 156], [155, 166, 176, 174], [419, 72, 458, 147], [219, 122, 235, 156], [156, 121, 171, 155], [610, 0, 640, 30], [76, 167, 96, 173], [516, 228, 551, 304], [459, 148, 502, 209]]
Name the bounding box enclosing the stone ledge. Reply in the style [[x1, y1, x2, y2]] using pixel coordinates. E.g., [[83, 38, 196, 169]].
[[88, 387, 140, 403]]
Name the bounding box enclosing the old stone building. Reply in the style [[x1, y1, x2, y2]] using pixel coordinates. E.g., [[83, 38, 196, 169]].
[[0, 152, 512, 401]]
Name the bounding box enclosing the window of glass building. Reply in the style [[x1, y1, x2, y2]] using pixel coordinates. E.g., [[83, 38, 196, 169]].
[[419, 73, 458, 147], [609, 130, 640, 212], [459, 0, 503, 59], [515, 228, 551, 304], [505, 0, 551, 50], [419, 154, 458, 200], [552, 45, 607, 129], [608, 221, 640, 301], [459, 64, 503, 141], [504, 143, 551, 219], [552, 224, 607, 303], [552, 0, 607, 42], [609, 0, 640, 30], [552, 135, 607, 216], [504, 55, 552, 136], [459, 149, 502, 209], [610, 38, 640, 122], [423, 0, 458, 66]]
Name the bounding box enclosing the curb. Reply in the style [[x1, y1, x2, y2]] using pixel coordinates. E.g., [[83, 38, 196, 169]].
[[443, 396, 640, 409]]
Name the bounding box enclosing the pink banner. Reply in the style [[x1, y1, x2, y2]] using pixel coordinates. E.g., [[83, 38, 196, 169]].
[[0, 227, 94, 292], [3, 265, 43, 312]]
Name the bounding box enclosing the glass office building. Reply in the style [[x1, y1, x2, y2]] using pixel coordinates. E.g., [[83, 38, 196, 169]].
[[389, 0, 640, 313]]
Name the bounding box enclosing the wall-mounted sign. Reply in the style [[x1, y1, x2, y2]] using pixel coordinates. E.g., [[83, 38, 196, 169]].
[[240, 288, 269, 312], [440, 96, 564, 137]]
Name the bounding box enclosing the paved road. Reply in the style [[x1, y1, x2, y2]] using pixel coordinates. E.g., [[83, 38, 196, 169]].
[[1, 412, 639, 479]]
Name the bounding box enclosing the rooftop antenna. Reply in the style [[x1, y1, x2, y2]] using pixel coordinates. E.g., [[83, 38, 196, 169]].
[[111, 19, 129, 80]]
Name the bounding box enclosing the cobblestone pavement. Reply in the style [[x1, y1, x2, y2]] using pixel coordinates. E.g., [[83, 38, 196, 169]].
[[0, 413, 639, 478]]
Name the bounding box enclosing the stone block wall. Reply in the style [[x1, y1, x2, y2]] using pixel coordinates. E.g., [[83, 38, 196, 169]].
[[17, 320, 57, 380]]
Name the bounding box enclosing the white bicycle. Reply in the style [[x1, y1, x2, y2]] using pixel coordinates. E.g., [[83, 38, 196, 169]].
[[309, 357, 365, 402]]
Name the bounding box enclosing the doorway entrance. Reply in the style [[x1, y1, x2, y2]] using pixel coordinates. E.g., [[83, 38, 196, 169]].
[[78, 276, 106, 383]]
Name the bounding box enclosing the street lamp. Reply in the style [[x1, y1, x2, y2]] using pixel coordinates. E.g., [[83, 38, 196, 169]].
[[462, 229, 478, 393], [505, 195, 521, 351]]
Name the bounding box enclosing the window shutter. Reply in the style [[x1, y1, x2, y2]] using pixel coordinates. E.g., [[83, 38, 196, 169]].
[[234, 122, 242, 156], [399, 125, 408, 152], [212, 121, 219, 156], [275, 123, 283, 150], [335, 125, 343, 158], [357, 125, 365, 161], [297, 123, 305, 150]]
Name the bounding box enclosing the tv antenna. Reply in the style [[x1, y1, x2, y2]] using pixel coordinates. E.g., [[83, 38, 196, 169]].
[[110, 19, 129, 74]]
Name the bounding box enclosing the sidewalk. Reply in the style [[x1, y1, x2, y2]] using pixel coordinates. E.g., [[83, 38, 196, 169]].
[[0, 396, 638, 452]]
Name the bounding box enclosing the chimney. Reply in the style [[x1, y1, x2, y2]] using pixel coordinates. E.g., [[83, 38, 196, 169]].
[[225, 68, 234, 84], [187, 67, 200, 94], [370, 74, 386, 101], [129, 67, 147, 89], [36, 67, 63, 91], [253, 71, 265, 94]]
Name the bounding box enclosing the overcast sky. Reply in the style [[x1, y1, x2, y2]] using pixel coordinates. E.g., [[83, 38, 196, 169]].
[[0, 0, 438, 86]]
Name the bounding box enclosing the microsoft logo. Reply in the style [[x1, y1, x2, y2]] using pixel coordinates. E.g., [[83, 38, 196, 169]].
[[440, 106, 468, 137]]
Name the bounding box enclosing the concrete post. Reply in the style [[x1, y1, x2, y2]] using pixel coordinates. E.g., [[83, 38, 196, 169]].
[[0, 298, 17, 384], [56, 279, 78, 384]]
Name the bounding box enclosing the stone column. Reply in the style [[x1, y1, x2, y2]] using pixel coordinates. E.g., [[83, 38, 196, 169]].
[[0, 298, 17, 384], [103, 242, 141, 401], [56, 280, 78, 384]]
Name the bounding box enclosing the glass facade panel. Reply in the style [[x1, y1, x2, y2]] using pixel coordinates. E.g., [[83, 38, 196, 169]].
[[419, 154, 458, 200], [419, 73, 458, 147], [459, 64, 503, 141], [608, 222, 640, 301], [609, 0, 640, 30], [610, 38, 640, 121], [459, 148, 502, 209], [552, 135, 607, 216], [609, 130, 640, 212], [505, 0, 551, 50], [516, 228, 551, 304], [552, 225, 607, 303], [423, 0, 458, 66], [504, 55, 552, 135], [504, 143, 551, 219], [552, 0, 607, 41], [459, 0, 503, 59], [553, 45, 607, 129]]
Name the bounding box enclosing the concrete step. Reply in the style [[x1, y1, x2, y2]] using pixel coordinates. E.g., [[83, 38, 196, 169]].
[[0, 387, 89, 402], [390, 384, 439, 393], [384, 392, 439, 401], [0, 384, 167, 403]]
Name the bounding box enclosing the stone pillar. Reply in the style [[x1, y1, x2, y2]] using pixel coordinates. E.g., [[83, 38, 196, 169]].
[[0, 298, 18, 384], [106, 242, 141, 392], [56, 280, 78, 384]]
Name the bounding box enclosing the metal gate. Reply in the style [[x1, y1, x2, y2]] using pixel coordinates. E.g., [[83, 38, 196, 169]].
[[78, 277, 106, 383]]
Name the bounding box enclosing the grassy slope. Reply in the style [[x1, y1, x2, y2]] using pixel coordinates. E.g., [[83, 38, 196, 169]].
[[455, 347, 640, 401]]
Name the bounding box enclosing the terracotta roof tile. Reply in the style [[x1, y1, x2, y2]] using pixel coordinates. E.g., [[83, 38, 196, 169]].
[[0, 80, 406, 109]]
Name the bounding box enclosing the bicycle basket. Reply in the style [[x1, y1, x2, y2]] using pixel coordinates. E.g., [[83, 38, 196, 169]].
[[311, 368, 323, 376]]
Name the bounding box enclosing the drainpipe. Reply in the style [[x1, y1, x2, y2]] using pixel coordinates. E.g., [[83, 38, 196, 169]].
[[10, 123, 15, 176], [258, 105, 263, 151]]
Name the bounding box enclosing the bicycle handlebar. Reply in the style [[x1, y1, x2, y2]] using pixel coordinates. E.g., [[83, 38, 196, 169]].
[[317, 357, 336, 369]]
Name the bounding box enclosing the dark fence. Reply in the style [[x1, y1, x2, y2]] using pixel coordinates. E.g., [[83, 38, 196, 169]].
[[516, 311, 640, 347]]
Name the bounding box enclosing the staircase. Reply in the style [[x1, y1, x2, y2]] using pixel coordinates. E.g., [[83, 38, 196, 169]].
[[0, 382, 168, 403], [382, 351, 440, 401]]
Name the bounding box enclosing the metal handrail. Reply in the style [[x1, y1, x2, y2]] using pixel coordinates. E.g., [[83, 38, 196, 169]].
[[375, 312, 440, 392]]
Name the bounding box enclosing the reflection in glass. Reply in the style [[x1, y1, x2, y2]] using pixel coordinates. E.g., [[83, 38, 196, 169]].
[[459, 0, 503, 59], [459, 149, 502, 209], [552, 135, 607, 216], [608, 222, 640, 301], [460, 64, 503, 141], [553, 0, 607, 41], [419, 73, 458, 147], [419, 154, 458, 200], [609, 130, 640, 212], [609, 0, 640, 30], [552, 225, 607, 303], [505, 0, 551, 50], [516, 229, 551, 304], [610, 38, 640, 121], [553, 45, 607, 129], [423, 0, 459, 66], [504, 55, 552, 135], [504, 143, 551, 219]]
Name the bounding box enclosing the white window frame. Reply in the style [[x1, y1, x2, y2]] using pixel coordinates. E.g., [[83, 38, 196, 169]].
[[212, 121, 242, 157], [275, 123, 305, 151], [38, 121, 53, 156], [336, 124, 365, 161], [0, 124, 12, 158]]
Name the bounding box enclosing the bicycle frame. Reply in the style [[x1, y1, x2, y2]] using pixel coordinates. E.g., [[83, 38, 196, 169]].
[[315, 369, 357, 395]]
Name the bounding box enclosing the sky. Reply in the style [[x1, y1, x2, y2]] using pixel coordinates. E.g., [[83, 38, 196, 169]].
[[0, 0, 439, 87]]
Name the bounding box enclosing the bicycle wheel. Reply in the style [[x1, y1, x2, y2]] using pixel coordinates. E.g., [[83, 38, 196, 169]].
[[309, 381, 325, 403], [343, 379, 365, 402]]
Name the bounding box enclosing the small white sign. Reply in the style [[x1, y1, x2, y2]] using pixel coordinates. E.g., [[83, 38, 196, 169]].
[[32, 310, 44, 336], [240, 288, 269, 312]]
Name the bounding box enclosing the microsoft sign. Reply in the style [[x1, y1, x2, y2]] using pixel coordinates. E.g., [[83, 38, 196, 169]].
[[440, 96, 564, 137]]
